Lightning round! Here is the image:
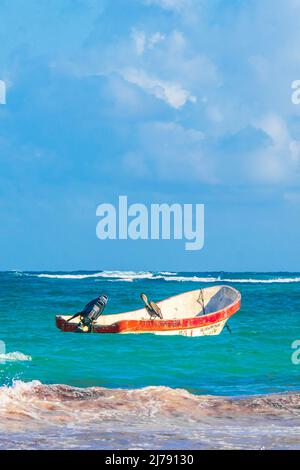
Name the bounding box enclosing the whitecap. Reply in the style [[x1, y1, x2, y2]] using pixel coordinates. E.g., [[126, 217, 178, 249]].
[[25, 271, 300, 284], [36, 272, 104, 279], [159, 272, 178, 276], [161, 275, 300, 284], [34, 271, 155, 281]]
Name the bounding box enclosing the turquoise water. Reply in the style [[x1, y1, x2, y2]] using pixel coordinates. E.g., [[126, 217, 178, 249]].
[[1, 270, 299, 396]]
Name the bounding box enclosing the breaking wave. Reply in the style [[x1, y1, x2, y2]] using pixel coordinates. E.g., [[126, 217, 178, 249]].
[[30, 271, 155, 280], [36, 272, 104, 279], [163, 276, 300, 283], [1, 381, 300, 450], [159, 272, 178, 275], [1, 380, 300, 425], [11, 271, 300, 284], [0, 352, 32, 362], [223, 277, 300, 284]]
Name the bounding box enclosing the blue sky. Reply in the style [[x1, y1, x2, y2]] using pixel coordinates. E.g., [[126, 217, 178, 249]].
[[1, 0, 300, 271]]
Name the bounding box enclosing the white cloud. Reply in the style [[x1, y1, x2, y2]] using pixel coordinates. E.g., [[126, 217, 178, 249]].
[[131, 29, 165, 55], [206, 105, 223, 123], [148, 32, 165, 49], [131, 29, 146, 55], [122, 121, 217, 183], [0, 80, 6, 105], [145, 0, 188, 12], [122, 68, 196, 109], [57, 0, 300, 191], [251, 114, 300, 183]]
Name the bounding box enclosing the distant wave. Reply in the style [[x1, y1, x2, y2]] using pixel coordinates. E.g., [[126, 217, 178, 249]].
[[12, 271, 300, 284], [36, 272, 106, 279], [28, 270, 166, 281], [222, 277, 300, 284], [99, 271, 154, 280], [159, 271, 178, 275], [163, 275, 300, 284], [163, 276, 221, 282], [32, 271, 155, 280], [0, 352, 32, 362]]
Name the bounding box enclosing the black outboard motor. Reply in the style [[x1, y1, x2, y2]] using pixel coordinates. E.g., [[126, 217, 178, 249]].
[[78, 294, 108, 332]]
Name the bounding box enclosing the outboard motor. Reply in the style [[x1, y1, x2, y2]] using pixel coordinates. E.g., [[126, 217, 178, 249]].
[[77, 294, 108, 332]]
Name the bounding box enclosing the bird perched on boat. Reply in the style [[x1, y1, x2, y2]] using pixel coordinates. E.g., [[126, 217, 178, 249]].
[[140, 293, 163, 320]]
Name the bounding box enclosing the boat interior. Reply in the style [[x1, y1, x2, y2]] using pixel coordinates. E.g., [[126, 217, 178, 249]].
[[62, 285, 239, 326]]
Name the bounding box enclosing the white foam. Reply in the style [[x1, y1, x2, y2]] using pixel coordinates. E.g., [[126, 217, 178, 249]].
[[0, 352, 32, 362], [221, 277, 300, 284], [99, 271, 154, 280], [159, 272, 178, 276], [1, 380, 299, 449], [162, 276, 221, 282], [36, 272, 104, 279], [20, 271, 300, 284], [161, 275, 300, 284], [34, 271, 155, 280]]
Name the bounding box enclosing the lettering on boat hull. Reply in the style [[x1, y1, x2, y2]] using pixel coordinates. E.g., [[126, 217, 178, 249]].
[[120, 320, 228, 337]]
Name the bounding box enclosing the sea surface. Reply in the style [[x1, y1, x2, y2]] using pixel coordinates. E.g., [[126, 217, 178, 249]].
[[0, 270, 300, 449]]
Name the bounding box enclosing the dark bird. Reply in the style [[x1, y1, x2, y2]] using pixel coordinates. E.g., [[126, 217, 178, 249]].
[[140, 293, 163, 320]]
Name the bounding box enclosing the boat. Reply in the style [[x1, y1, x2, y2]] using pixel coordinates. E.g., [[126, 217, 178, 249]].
[[55, 285, 241, 337]]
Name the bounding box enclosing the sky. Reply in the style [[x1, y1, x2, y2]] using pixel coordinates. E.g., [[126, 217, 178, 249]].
[[1, 0, 300, 271]]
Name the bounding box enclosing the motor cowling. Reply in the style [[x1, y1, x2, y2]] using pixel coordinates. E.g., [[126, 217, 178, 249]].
[[79, 294, 108, 331]]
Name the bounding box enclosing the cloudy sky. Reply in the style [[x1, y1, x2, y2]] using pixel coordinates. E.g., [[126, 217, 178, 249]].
[[1, 0, 300, 271]]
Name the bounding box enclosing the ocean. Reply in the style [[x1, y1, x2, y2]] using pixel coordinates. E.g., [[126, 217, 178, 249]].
[[0, 270, 300, 449]]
